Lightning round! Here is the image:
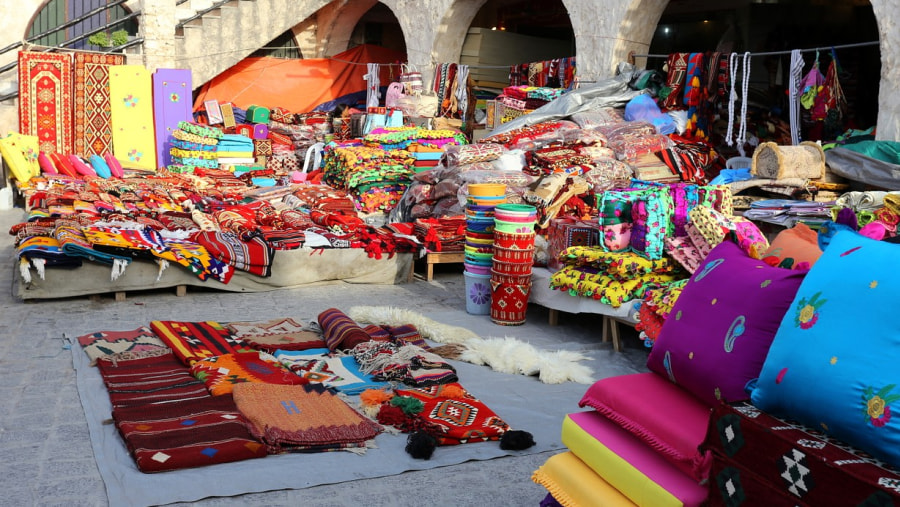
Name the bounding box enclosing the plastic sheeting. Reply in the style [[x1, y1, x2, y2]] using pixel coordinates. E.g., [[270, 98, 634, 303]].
[[490, 63, 646, 137], [826, 147, 900, 190]]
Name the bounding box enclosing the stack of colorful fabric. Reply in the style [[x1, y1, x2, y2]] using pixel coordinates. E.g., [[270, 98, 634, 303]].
[[413, 216, 466, 252], [168, 121, 222, 174], [322, 145, 415, 214], [634, 278, 688, 347], [217, 134, 255, 166], [549, 245, 685, 308]]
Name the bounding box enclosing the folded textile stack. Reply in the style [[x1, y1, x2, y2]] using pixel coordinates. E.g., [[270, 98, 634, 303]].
[[322, 145, 415, 214], [168, 121, 222, 174], [217, 134, 255, 166], [549, 245, 685, 308], [414, 216, 466, 252]]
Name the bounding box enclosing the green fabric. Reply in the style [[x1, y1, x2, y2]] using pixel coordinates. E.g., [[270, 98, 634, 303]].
[[838, 140, 900, 165]]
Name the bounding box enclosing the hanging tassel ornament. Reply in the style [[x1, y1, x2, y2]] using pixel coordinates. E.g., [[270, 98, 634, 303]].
[[19, 257, 31, 284], [110, 258, 128, 281], [725, 52, 739, 147], [156, 259, 169, 282], [32, 257, 46, 280], [789, 49, 804, 145], [735, 52, 752, 157]]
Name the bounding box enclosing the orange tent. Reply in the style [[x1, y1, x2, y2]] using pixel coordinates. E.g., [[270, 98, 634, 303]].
[[193, 44, 406, 114]]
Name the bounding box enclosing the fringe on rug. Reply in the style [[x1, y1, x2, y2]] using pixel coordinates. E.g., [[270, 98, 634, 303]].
[[348, 306, 594, 384]]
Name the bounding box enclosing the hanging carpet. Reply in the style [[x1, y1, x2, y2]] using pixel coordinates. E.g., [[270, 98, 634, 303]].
[[73, 52, 124, 157], [18, 51, 74, 155]]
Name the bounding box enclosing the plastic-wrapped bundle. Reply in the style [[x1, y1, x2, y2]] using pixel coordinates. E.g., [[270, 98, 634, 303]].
[[443, 143, 504, 165]]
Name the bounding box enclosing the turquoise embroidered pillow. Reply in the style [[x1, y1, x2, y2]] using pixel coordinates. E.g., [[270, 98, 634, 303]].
[[646, 241, 806, 406], [751, 231, 900, 468]]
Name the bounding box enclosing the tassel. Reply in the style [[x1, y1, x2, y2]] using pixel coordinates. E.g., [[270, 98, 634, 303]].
[[32, 258, 46, 280], [499, 430, 536, 450], [19, 258, 31, 284], [390, 395, 424, 416], [110, 258, 128, 281], [405, 431, 437, 460], [156, 259, 170, 282]]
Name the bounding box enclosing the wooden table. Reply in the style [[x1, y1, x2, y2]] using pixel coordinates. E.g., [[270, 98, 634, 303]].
[[423, 251, 465, 281]]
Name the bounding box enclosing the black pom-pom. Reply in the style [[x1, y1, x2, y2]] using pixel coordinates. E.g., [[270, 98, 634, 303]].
[[500, 430, 536, 450], [405, 430, 437, 459]]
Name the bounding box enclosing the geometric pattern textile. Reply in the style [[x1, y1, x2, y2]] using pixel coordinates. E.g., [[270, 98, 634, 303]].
[[395, 382, 510, 445], [149, 320, 253, 366], [189, 351, 308, 396], [73, 52, 124, 157], [112, 393, 267, 473], [76, 325, 167, 364], [18, 51, 74, 155], [703, 402, 900, 506], [226, 317, 325, 352]]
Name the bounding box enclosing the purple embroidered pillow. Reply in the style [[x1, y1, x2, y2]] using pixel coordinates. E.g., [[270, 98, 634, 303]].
[[646, 241, 806, 406]]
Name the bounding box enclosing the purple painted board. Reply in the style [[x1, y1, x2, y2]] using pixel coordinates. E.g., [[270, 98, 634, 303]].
[[152, 69, 193, 168]]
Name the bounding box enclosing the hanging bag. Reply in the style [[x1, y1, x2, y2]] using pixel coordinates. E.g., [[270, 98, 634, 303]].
[[385, 82, 405, 109], [399, 64, 423, 95], [396, 92, 439, 118]]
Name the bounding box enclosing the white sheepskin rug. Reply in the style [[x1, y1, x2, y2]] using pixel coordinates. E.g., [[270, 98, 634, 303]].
[[348, 305, 594, 384]]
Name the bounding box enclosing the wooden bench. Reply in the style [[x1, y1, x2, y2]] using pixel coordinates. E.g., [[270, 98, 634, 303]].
[[423, 251, 465, 281]]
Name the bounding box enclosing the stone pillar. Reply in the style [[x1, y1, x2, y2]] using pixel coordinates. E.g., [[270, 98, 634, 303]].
[[139, 0, 177, 73]]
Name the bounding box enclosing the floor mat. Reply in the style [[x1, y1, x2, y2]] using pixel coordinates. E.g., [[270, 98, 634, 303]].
[[73, 339, 581, 506]]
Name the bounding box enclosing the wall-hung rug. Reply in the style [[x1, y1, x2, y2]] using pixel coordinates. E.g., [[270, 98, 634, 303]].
[[18, 51, 73, 155], [73, 52, 124, 157]]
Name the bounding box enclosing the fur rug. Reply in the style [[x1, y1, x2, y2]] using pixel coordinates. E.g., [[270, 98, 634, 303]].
[[348, 306, 595, 384]]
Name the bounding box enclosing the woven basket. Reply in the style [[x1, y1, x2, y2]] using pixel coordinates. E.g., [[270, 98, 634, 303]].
[[751, 141, 825, 180]]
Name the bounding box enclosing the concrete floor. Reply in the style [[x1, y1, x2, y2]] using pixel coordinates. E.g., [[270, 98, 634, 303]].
[[0, 207, 650, 506]]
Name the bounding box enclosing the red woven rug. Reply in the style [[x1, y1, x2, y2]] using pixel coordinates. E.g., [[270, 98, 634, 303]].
[[73, 52, 124, 157], [18, 51, 73, 155]]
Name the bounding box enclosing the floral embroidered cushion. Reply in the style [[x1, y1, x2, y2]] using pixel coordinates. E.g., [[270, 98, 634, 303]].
[[647, 240, 806, 406], [751, 231, 900, 468]]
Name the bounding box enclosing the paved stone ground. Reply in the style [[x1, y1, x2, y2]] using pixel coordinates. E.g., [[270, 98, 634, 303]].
[[0, 207, 649, 506]]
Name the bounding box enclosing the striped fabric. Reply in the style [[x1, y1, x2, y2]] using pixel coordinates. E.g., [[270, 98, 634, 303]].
[[317, 308, 372, 352], [96, 350, 210, 407], [112, 393, 267, 473], [150, 320, 253, 366]]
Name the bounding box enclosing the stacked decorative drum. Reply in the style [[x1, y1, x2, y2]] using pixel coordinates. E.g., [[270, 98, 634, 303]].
[[463, 183, 507, 315], [490, 204, 538, 326]]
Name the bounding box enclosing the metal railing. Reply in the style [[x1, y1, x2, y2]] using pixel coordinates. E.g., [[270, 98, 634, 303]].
[[0, 0, 142, 102]]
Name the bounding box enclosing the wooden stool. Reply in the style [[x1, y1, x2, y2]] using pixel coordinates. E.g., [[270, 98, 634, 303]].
[[424, 251, 465, 281]]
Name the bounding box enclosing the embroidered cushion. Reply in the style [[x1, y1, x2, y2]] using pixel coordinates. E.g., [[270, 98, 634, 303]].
[[751, 231, 900, 468], [647, 241, 806, 406]]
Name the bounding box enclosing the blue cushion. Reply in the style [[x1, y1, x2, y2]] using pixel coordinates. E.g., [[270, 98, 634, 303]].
[[751, 231, 900, 468]]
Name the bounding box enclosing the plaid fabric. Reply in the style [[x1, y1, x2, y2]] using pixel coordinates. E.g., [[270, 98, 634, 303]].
[[112, 393, 267, 473], [96, 350, 210, 407], [318, 308, 372, 352], [150, 320, 252, 366]]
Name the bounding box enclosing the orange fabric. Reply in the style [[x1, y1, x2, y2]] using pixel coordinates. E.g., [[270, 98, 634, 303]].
[[193, 45, 405, 114]]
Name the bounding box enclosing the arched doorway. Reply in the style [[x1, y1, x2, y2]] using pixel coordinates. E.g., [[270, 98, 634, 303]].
[[348, 3, 406, 56], [645, 0, 880, 144], [463, 0, 575, 91]]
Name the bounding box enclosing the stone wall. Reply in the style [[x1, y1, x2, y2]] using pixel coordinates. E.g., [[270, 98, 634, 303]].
[[0, 0, 897, 140]]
